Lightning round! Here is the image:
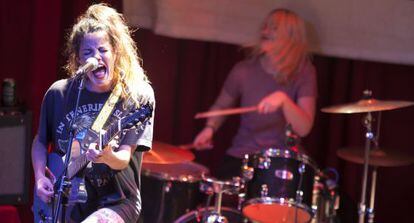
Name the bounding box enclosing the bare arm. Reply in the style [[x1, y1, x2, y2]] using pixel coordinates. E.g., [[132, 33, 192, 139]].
[[282, 96, 315, 136], [257, 92, 316, 137], [32, 135, 54, 203], [32, 135, 48, 180]]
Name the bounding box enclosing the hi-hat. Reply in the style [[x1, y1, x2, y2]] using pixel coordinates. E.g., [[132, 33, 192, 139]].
[[337, 147, 414, 167], [143, 141, 195, 164], [321, 99, 414, 114]]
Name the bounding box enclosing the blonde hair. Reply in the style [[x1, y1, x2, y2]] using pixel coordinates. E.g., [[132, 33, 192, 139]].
[[250, 9, 309, 84], [66, 3, 148, 107]]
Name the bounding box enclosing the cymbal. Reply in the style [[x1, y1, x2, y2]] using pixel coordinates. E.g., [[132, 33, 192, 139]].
[[143, 141, 195, 164], [337, 147, 414, 167], [321, 99, 414, 114]]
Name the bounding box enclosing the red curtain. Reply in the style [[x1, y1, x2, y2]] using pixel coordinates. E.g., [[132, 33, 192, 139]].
[[2, 0, 414, 222]]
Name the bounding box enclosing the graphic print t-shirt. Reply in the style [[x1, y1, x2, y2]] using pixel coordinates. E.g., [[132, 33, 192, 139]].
[[37, 78, 154, 206]]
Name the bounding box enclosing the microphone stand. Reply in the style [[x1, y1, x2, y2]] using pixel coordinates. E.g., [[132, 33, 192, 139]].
[[53, 76, 86, 223]]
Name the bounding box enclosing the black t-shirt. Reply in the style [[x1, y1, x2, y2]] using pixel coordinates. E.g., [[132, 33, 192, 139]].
[[37, 78, 154, 218]]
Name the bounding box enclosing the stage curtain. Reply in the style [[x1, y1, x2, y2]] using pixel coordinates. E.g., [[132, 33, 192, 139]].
[[124, 0, 414, 65]]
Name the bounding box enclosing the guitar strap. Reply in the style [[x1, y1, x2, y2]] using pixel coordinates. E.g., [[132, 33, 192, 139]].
[[82, 83, 122, 171], [91, 83, 122, 133]]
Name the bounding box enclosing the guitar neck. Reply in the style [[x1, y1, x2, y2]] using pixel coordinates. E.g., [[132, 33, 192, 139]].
[[67, 153, 88, 179]]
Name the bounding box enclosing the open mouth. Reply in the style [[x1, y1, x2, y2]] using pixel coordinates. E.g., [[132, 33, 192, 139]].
[[92, 65, 107, 79]]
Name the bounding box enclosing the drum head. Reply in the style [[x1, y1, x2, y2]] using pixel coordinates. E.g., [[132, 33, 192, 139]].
[[142, 161, 209, 182], [243, 202, 311, 223]]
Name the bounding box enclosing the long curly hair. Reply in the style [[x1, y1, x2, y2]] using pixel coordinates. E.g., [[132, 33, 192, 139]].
[[249, 9, 310, 84], [65, 3, 148, 106]]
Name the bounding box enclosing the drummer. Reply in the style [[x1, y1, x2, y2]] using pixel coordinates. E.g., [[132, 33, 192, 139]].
[[193, 9, 317, 179]]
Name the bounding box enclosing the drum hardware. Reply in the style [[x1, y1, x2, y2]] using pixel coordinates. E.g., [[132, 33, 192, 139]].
[[260, 184, 268, 197], [322, 90, 414, 223], [294, 162, 306, 223], [241, 154, 254, 181], [174, 206, 245, 223], [198, 176, 244, 223], [257, 153, 271, 169], [237, 192, 246, 212], [311, 169, 340, 223], [163, 181, 172, 192]]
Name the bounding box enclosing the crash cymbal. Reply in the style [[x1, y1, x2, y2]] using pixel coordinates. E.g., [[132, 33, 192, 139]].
[[337, 147, 414, 167], [321, 99, 414, 114], [143, 141, 195, 164]]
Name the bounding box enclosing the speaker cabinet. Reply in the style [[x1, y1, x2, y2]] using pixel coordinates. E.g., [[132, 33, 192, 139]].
[[0, 111, 31, 204]]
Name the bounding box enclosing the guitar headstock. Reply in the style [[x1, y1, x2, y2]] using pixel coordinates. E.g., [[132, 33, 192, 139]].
[[121, 103, 153, 130]]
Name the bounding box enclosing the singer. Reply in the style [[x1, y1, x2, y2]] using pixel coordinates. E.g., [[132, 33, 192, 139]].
[[31, 3, 154, 223], [193, 9, 317, 179]]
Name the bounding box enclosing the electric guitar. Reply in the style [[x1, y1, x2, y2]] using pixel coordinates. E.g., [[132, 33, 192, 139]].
[[33, 103, 153, 223]]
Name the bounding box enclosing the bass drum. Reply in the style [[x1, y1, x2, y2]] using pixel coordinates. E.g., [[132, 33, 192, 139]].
[[242, 148, 318, 223], [174, 207, 246, 223], [141, 161, 209, 223]]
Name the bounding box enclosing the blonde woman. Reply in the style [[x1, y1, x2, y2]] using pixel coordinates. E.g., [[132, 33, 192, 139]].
[[32, 4, 154, 222], [193, 9, 317, 179]]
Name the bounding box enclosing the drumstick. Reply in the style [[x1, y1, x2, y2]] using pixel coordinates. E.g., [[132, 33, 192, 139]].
[[178, 144, 213, 150], [195, 106, 258, 119], [177, 144, 195, 150]]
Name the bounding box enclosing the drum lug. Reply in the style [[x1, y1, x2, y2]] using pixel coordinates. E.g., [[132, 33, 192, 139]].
[[241, 154, 254, 181], [258, 154, 271, 169], [296, 189, 304, 203], [260, 184, 269, 197], [163, 181, 172, 193]]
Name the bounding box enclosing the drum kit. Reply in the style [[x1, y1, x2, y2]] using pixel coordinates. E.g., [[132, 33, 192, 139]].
[[140, 90, 414, 223]]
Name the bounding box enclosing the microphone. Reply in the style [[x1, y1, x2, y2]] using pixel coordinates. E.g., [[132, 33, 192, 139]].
[[75, 57, 99, 76]]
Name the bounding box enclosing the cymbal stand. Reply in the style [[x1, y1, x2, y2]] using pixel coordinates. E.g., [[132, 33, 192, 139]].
[[358, 112, 374, 223], [367, 111, 381, 223], [367, 166, 377, 223]]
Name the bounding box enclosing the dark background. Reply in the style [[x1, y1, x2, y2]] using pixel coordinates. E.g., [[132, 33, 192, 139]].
[[2, 0, 414, 222]]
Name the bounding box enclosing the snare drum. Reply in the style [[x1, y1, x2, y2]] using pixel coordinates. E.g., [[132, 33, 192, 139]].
[[242, 148, 319, 223], [141, 161, 209, 223]]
